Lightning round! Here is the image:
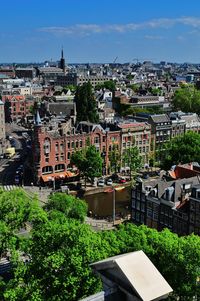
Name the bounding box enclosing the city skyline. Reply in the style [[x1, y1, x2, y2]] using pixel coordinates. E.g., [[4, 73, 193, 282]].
[[2, 0, 200, 63]]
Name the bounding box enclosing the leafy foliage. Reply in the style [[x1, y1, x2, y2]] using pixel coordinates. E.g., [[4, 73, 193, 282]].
[[172, 84, 200, 114], [122, 146, 143, 179], [74, 82, 99, 123], [108, 144, 121, 173], [71, 145, 103, 185], [45, 193, 88, 222], [1, 190, 200, 300], [95, 80, 116, 92], [160, 131, 200, 170]]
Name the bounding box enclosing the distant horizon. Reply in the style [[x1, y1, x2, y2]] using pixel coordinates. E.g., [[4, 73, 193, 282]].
[[2, 0, 200, 63], [1, 60, 200, 66]]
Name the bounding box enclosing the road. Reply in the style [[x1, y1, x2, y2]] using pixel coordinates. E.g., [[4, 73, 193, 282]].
[[0, 123, 29, 186]]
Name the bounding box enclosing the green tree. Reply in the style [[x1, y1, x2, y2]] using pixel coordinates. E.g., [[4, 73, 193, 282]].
[[160, 131, 200, 170], [5, 219, 107, 301], [95, 80, 116, 92], [172, 84, 200, 114], [108, 144, 121, 173], [45, 193, 88, 222], [122, 146, 143, 180], [100, 223, 200, 299], [0, 189, 47, 232], [74, 82, 99, 123], [71, 145, 103, 186]]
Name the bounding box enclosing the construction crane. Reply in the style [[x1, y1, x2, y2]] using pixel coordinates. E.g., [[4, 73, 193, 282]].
[[113, 56, 118, 64]]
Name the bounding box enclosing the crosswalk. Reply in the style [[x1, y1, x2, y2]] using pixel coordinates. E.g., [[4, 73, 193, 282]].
[[0, 185, 18, 191]]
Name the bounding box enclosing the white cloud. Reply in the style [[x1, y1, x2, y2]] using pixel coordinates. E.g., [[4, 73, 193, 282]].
[[144, 35, 164, 40], [38, 17, 200, 36]]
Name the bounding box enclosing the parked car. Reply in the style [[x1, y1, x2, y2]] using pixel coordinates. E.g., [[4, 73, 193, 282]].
[[0, 154, 4, 159], [119, 177, 126, 183], [106, 178, 113, 186], [111, 173, 119, 182], [97, 178, 105, 187], [14, 175, 20, 185]]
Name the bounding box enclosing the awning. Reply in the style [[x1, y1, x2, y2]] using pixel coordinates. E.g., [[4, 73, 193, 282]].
[[41, 174, 54, 182], [65, 171, 75, 177]]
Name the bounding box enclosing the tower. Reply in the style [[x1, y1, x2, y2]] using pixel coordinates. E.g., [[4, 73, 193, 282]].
[[59, 47, 66, 73]]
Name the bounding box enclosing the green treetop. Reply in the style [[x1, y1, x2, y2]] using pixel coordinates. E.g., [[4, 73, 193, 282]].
[[172, 84, 200, 114], [160, 131, 200, 170], [74, 82, 99, 123]]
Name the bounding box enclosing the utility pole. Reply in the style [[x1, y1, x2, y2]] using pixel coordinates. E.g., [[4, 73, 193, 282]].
[[113, 187, 116, 226]]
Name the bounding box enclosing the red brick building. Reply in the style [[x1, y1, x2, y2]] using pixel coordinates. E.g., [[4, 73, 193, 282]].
[[33, 119, 121, 184], [2, 95, 34, 122]]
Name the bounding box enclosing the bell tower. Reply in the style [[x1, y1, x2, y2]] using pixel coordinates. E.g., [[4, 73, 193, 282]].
[[59, 47, 66, 73]]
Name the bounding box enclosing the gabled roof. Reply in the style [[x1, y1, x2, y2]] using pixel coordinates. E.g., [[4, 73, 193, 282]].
[[91, 251, 173, 301]]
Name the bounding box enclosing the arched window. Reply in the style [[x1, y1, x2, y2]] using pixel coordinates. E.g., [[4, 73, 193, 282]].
[[43, 138, 51, 155], [42, 166, 53, 174], [55, 142, 59, 153], [55, 164, 65, 172]]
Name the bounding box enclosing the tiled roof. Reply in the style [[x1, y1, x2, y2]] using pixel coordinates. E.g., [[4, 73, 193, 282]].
[[150, 114, 170, 123], [118, 122, 146, 129]]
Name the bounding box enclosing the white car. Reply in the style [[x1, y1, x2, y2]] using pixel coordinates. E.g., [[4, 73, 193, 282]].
[[106, 178, 113, 186], [97, 178, 105, 187]]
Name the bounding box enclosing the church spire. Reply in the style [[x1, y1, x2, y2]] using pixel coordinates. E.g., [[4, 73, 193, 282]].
[[60, 46, 65, 73], [61, 46, 64, 59], [35, 110, 42, 126]]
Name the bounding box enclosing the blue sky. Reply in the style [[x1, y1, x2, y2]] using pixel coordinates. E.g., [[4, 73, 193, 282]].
[[2, 0, 200, 63]]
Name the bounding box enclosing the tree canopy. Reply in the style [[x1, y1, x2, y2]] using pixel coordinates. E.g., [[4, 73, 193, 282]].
[[74, 82, 99, 123], [44, 193, 88, 222], [95, 80, 116, 92], [1, 189, 200, 300], [122, 146, 143, 179], [160, 131, 200, 170], [71, 145, 103, 185], [172, 84, 200, 114]]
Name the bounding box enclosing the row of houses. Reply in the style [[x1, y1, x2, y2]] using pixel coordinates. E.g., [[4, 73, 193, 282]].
[[32, 108, 200, 185], [32, 112, 152, 184], [131, 163, 200, 236]]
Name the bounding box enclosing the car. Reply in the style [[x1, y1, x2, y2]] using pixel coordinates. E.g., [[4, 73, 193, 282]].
[[111, 173, 119, 182], [119, 177, 126, 183], [106, 178, 113, 186], [0, 154, 4, 159], [14, 175, 20, 184], [97, 178, 105, 187]]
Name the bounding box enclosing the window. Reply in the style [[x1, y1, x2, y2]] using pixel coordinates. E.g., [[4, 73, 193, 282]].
[[76, 141, 79, 148], [55, 164, 65, 172], [103, 136, 106, 142], [44, 138, 51, 154], [80, 140, 82, 147], [55, 155, 59, 162], [94, 137, 100, 144], [55, 143, 59, 152], [60, 143, 64, 151], [71, 141, 75, 149], [60, 154, 64, 161], [68, 142, 70, 148], [141, 203, 145, 212], [136, 212, 140, 222], [45, 157, 49, 163], [42, 166, 53, 174], [67, 153, 70, 159], [136, 201, 140, 210]]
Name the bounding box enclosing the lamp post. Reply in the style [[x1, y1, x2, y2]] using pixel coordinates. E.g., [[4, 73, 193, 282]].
[[112, 187, 116, 226]]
